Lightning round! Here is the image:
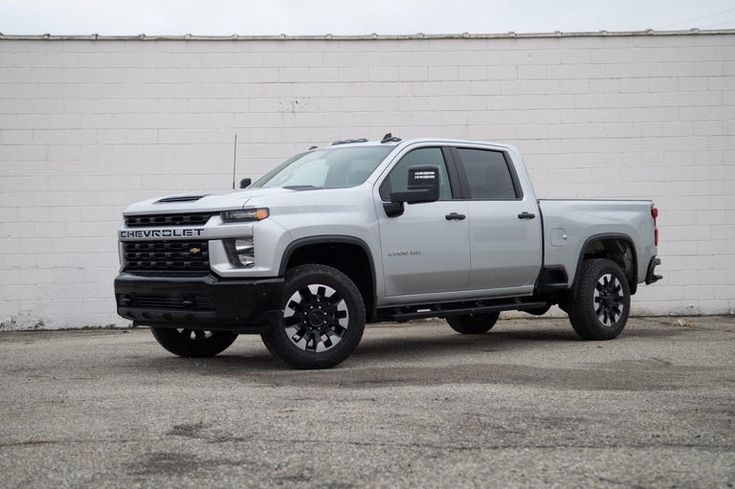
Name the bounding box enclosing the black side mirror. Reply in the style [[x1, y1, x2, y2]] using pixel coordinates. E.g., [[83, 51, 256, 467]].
[[391, 166, 440, 204], [239, 178, 252, 189]]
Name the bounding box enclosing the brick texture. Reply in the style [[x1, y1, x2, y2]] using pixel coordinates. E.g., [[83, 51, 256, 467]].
[[1, 34, 734, 328]]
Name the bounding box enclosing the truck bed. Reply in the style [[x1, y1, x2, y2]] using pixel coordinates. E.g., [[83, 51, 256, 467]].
[[537, 199, 656, 285]]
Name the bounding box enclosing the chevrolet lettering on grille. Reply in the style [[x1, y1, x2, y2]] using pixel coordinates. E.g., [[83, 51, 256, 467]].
[[119, 228, 205, 239]]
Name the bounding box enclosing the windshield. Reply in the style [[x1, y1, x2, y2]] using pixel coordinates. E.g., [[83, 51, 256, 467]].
[[252, 146, 394, 189]]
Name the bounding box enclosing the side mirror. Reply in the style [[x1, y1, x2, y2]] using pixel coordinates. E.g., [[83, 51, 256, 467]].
[[391, 166, 440, 204], [239, 178, 252, 189]]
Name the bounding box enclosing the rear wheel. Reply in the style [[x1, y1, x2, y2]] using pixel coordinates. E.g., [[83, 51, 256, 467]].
[[261, 264, 365, 369], [446, 312, 500, 334], [151, 327, 237, 357], [568, 258, 630, 340]]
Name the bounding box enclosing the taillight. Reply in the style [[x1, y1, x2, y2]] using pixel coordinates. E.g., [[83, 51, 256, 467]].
[[651, 205, 659, 246]]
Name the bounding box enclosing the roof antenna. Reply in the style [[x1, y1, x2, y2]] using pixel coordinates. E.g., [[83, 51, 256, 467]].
[[231, 133, 238, 190], [381, 132, 402, 143]]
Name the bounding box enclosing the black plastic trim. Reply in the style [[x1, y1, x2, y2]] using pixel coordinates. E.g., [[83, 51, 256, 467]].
[[441, 146, 465, 199], [332, 138, 368, 145], [377, 298, 549, 321], [278, 235, 378, 320], [645, 257, 662, 284], [537, 201, 546, 266], [122, 240, 210, 273], [572, 233, 639, 293], [123, 212, 215, 228], [156, 195, 208, 203], [381, 132, 402, 143], [383, 201, 405, 218], [534, 265, 569, 295], [114, 272, 284, 332]]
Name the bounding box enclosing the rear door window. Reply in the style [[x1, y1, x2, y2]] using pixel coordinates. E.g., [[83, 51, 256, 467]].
[[455, 148, 520, 200]]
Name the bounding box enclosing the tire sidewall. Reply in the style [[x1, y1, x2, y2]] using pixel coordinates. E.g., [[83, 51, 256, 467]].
[[447, 312, 500, 334], [572, 259, 631, 340], [263, 265, 366, 369], [151, 327, 238, 357]]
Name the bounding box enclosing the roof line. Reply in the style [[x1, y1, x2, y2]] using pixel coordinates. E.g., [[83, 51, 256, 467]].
[[0, 28, 734, 41]]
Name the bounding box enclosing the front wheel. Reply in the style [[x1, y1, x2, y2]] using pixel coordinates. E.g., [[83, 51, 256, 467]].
[[261, 264, 366, 369], [151, 328, 238, 357], [568, 258, 631, 340]]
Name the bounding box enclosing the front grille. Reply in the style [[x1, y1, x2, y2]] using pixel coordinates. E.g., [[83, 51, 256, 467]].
[[123, 240, 209, 273], [124, 212, 215, 228], [117, 294, 214, 311]]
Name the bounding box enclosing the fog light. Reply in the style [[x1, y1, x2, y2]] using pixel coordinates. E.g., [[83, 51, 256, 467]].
[[234, 239, 253, 254], [233, 238, 254, 267]]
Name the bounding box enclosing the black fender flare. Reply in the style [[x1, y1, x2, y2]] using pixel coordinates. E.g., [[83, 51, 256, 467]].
[[278, 235, 378, 319], [571, 233, 639, 296]]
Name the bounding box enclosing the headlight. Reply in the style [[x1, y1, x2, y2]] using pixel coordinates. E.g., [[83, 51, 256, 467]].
[[221, 208, 269, 222], [225, 238, 255, 267]]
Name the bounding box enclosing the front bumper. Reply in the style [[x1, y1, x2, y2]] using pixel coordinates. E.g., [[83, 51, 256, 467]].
[[114, 272, 284, 333]]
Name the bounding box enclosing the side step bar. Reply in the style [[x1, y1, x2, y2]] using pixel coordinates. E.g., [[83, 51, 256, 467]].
[[378, 299, 550, 322]]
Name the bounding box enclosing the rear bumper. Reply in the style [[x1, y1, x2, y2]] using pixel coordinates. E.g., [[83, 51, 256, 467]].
[[645, 257, 662, 285], [114, 272, 284, 333]]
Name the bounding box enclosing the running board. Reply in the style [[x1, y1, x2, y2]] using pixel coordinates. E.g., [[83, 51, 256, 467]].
[[378, 300, 549, 322]]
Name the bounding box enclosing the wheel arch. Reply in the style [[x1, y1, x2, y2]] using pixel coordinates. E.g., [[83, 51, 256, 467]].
[[279, 235, 377, 321], [572, 233, 639, 295]]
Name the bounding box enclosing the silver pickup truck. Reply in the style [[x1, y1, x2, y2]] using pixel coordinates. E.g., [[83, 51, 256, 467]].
[[115, 135, 661, 369]]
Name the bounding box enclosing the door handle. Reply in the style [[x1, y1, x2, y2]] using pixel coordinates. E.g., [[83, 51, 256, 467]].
[[518, 212, 536, 220], [445, 212, 466, 221]]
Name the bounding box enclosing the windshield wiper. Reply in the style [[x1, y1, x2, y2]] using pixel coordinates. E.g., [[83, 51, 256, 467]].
[[283, 185, 323, 190]]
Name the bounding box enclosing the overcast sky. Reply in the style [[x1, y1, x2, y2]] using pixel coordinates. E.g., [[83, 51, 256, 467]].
[[2, 0, 735, 36]]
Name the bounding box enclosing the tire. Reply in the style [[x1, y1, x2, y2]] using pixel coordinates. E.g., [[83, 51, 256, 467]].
[[568, 258, 631, 340], [446, 312, 500, 334], [151, 327, 237, 357], [261, 264, 366, 369], [524, 304, 552, 316]]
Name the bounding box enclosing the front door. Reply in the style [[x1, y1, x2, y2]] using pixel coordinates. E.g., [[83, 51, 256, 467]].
[[375, 146, 470, 298]]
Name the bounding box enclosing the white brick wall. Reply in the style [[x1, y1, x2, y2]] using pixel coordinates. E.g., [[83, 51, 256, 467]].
[[1, 32, 734, 329]]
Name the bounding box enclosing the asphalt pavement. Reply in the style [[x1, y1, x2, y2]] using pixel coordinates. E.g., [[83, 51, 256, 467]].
[[1, 316, 734, 488]]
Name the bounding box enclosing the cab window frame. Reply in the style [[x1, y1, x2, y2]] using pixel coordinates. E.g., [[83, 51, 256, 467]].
[[378, 146, 462, 202], [449, 146, 524, 201]]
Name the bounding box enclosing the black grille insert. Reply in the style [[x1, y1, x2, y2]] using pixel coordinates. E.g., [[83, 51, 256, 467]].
[[118, 294, 214, 311], [125, 213, 215, 228], [123, 240, 209, 272]]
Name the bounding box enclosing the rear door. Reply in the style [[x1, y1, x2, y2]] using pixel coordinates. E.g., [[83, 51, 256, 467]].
[[375, 146, 470, 298], [451, 146, 542, 294]]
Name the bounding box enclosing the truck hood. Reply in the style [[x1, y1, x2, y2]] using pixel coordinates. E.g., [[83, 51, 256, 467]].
[[123, 187, 300, 215]]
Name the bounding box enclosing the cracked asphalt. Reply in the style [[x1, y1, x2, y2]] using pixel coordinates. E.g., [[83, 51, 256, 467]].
[[1, 316, 734, 489]]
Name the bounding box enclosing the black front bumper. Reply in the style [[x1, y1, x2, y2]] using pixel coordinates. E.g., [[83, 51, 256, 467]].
[[114, 272, 284, 333]]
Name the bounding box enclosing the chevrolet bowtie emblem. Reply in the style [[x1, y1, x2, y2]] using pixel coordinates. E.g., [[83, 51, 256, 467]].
[[189, 247, 201, 254]]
